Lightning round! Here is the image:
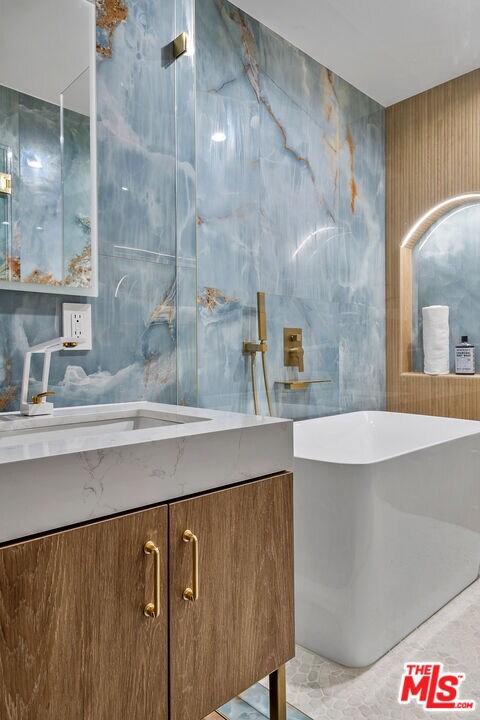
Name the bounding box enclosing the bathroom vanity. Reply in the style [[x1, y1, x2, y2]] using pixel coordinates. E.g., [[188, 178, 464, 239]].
[[0, 402, 294, 719]]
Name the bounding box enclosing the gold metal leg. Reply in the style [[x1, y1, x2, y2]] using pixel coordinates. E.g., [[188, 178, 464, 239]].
[[269, 665, 287, 720]]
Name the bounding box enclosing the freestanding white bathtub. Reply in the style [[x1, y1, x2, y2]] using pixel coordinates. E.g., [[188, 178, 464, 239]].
[[294, 411, 480, 667]]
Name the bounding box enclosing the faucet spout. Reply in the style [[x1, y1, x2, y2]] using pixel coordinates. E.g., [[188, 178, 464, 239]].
[[20, 336, 81, 415]]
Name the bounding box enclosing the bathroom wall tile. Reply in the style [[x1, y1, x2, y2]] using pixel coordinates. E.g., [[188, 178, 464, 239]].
[[197, 292, 252, 412], [17, 94, 63, 281], [96, 0, 177, 259], [339, 302, 386, 412], [62, 107, 92, 284], [197, 290, 341, 420], [195, 0, 386, 418], [0, 0, 189, 412], [266, 294, 340, 420], [177, 265, 198, 406], [175, 0, 196, 263], [0, 254, 177, 409], [196, 93, 261, 298], [175, 0, 198, 405]]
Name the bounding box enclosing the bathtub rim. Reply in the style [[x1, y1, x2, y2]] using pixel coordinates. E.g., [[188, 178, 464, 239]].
[[294, 410, 480, 465]]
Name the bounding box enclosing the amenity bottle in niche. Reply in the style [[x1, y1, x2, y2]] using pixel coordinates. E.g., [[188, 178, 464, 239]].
[[455, 336, 475, 375]]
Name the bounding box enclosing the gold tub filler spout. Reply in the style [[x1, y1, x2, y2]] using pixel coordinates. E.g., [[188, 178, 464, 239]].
[[275, 379, 332, 390], [243, 292, 273, 416]]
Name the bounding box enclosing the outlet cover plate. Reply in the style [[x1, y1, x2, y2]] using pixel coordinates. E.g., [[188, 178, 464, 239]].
[[62, 303, 92, 350]]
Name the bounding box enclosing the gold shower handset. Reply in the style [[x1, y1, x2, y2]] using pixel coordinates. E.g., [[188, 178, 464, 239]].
[[257, 291, 267, 342], [242, 291, 273, 416]]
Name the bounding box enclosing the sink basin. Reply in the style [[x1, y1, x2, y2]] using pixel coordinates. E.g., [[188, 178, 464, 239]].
[[0, 407, 204, 448]]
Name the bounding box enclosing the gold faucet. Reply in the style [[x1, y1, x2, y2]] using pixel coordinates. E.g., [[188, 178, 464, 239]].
[[32, 391, 56, 405]]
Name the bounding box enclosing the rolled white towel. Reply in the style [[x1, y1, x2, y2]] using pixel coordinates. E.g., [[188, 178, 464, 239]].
[[422, 305, 450, 375]]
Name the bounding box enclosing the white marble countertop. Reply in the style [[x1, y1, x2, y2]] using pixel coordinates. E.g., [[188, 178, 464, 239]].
[[0, 402, 293, 544]]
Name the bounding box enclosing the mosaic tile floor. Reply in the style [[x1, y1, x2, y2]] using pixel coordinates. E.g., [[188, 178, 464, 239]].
[[221, 578, 480, 720]]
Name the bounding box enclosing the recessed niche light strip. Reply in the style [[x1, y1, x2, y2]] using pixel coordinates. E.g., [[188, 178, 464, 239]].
[[401, 193, 480, 248]]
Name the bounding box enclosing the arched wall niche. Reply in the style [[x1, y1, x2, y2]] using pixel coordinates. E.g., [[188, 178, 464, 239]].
[[399, 193, 480, 374]]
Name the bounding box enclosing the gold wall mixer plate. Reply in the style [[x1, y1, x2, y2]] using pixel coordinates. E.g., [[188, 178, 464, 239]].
[[284, 327, 305, 372]]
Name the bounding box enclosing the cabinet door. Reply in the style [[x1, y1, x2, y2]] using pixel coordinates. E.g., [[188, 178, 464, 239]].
[[0, 505, 168, 720], [169, 473, 294, 720]]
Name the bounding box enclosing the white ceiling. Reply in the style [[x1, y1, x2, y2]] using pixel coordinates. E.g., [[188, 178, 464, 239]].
[[235, 0, 480, 106], [0, 0, 92, 115]]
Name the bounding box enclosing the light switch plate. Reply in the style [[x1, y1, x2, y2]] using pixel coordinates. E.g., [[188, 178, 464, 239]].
[[62, 303, 92, 350]]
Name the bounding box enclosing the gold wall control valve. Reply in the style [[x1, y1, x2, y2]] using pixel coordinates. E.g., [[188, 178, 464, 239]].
[[284, 328, 305, 372]]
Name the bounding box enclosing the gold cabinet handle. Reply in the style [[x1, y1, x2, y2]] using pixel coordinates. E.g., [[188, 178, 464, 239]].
[[182, 530, 199, 602], [143, 540, 160, 618]]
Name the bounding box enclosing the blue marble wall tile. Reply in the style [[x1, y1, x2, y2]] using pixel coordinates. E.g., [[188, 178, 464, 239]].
[[63, 107, 92, 285], [0, 254, 177, 407], [0, 0, 196, 412], [195, 0, 386, 419], [17, 93, 63, 281], [412, 202, 480, 372], [96, 0, 177, 260], [176, 0, 198, 406]]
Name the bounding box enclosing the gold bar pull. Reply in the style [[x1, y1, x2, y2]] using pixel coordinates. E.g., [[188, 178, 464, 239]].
[[182, 529, 199, 602], [143, 540, 160, 618]]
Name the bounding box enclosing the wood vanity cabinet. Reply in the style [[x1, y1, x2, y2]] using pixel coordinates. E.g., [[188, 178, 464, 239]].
[[0, 472, 294, 720], [0, 505, 169, 720]]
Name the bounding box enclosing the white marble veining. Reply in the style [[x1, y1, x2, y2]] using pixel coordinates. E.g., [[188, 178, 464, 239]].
[[0, 401, 292, 544]]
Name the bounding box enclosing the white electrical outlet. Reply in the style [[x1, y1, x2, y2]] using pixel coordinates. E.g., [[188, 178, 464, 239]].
[[62, 303, 92, 350]]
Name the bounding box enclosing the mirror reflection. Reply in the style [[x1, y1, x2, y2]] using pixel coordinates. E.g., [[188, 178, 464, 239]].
[[0, 0, 96, 293]]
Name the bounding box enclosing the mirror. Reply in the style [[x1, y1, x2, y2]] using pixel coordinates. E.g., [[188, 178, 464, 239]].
[[411, 201, 480, 372], [0, 0, 97, 295]]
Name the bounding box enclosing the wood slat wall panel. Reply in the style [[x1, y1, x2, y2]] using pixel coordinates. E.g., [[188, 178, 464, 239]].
[[386, 69, 480, 419]]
